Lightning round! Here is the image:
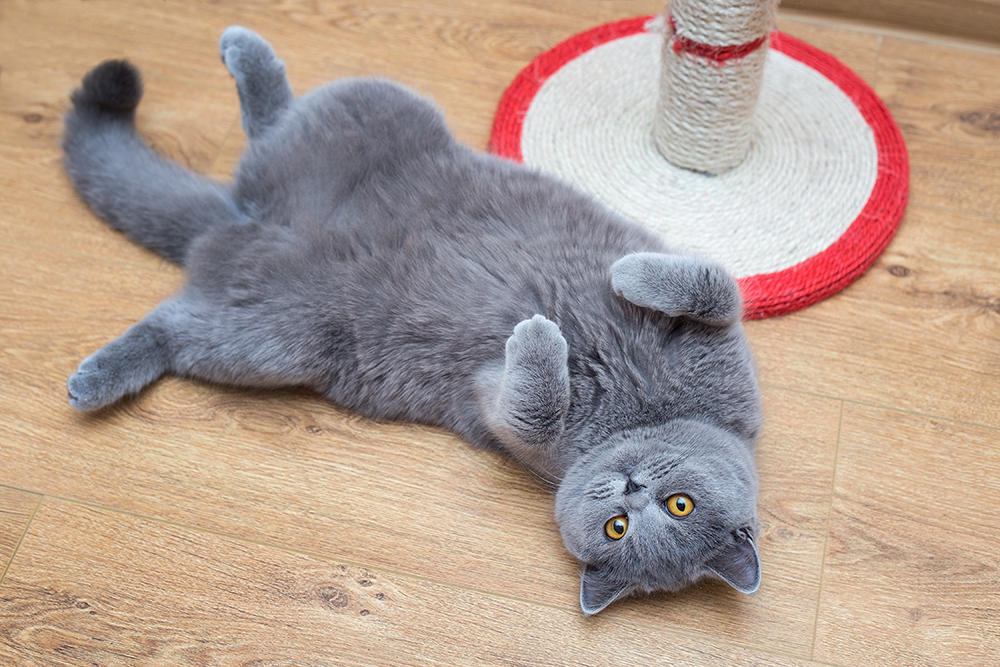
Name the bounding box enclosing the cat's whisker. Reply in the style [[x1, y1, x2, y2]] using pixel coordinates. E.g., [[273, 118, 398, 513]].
[[521, 465, 560, 494], [584, 480, 616, 500], [646, 456, 678, 481]]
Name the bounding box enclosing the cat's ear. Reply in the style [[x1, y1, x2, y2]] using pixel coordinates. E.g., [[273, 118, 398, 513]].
[[610, 252, 742, 326], [579, 564, 630, 616], [705, 530, 761, 594]]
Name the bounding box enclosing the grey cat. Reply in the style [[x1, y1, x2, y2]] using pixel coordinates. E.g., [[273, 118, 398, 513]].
[[62, 26, 763, 615]]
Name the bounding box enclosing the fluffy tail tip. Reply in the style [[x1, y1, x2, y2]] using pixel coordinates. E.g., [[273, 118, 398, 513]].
[[71, 59, 143, 114]]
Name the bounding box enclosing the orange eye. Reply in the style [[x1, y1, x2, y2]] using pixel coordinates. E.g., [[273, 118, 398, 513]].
[[665, 494, 694, 517], [604, 515, 628, 540]]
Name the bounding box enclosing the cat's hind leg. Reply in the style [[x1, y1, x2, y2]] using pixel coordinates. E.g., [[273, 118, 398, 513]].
[[69, 261, 335, 411], [478, 315, 571, 470], [219, 26, 294, 140], [63, 61, 244, 266], [67, 299, 187, 411]]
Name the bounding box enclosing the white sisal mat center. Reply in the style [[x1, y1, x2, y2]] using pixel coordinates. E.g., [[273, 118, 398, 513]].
[[520, 32, 879, 278]]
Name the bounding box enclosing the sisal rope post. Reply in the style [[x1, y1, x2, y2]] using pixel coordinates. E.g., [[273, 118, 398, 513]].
[[655, 0, 778, 174]]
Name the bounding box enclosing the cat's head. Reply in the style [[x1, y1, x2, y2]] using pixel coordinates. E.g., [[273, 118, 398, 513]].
[[554, 419, 760, 615]]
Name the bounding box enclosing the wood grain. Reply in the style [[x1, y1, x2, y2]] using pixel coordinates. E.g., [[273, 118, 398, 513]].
[[2, 0, 1000, 664], [747, 206, 1000, 428], [193, 0, 668, 152], [814, 405, 1000, 665], [0, 240, 843, 655], [0, 0, 241, 92], [876, 37, 1000, 219], [775, 17, 882, 86], [0, 148, 178, 271], [0, 499, 821, 667], [0, 488, 39, 578], [0, 1, 238, 265], [780, 0, 1000, 45]]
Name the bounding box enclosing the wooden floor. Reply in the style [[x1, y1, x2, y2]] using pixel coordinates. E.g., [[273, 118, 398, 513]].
[[1, 1, 999, 664]]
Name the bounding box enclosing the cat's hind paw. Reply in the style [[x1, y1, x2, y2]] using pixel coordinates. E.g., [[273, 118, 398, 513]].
[[219, 26, 276, 79], [67, 325, 171, 412], [219, 26, 293, 139], [67, 354, 127, 412]]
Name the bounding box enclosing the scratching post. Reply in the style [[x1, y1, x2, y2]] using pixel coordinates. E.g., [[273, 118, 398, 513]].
[[490, 7, 909, 319], [655, 0, 778, 173]]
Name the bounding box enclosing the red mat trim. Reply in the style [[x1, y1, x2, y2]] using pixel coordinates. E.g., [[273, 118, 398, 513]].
[[489, 17, 909, 320]]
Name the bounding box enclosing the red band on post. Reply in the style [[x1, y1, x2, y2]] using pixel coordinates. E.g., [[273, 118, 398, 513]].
[[668, 14, 768, 63]]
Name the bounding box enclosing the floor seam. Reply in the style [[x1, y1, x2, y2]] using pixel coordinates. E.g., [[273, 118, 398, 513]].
[[809, 399, 844, 662], [778, 10, 1000, 55], [757, 381, 1000, 433], [0, 494, 43, 588]]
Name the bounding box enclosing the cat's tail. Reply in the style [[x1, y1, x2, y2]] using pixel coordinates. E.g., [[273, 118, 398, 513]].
[[63, 60, 243, 265]]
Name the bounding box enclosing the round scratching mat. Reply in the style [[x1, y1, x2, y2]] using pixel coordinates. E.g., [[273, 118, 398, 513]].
[[490, 16, 909, 319]]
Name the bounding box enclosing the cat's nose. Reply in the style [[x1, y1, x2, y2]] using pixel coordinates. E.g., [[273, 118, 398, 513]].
[[623, 473, 644, 495]]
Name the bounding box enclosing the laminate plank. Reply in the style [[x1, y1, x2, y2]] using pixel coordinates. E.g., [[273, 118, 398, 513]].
[[171, 0, 666, 152], [0, 242, 839, 655], [0, 4, 238, 264], [0, 499, 821, 667], [3, 1, 999, 664], [0, 488, 39, 578], [0, 241, 183, 395], [780, 0, 1000, 45], [0, 145, 180, 271], [747, 205, 1000, 428], [0, 0, 239, 93], [876, 36, 1000, 219], [775, 16, 881, 86], [0, 55, 235, 170], [813, 405, 1000, 665]]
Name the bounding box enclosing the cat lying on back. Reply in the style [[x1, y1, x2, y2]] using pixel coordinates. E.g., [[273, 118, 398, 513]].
[[62, 26, 763, 615]]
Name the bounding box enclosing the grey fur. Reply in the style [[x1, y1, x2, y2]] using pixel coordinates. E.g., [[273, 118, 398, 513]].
[[219, 26, 294, 140], [610, 253, 743, 327], [62, 27, 763, 615]]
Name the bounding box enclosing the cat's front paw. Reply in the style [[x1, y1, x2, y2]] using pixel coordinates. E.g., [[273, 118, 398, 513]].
[[611, 252, 742, 326], [483, 314, 571, 452], [507, 314, 567, 367]]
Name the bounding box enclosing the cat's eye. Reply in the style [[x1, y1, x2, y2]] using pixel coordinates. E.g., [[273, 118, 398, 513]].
[[604, 515, 628, 540], [665, 494, 694, 517]]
